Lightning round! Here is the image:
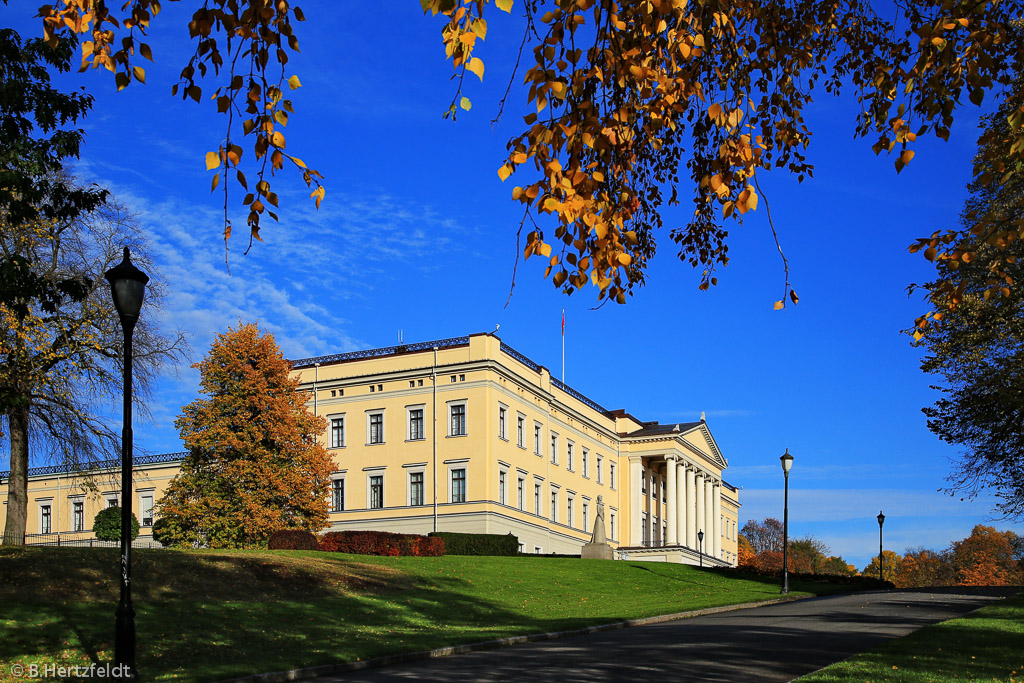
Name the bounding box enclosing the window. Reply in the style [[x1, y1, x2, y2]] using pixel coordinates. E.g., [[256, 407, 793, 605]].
[[610, 512, 616, 540], [596, 454, 603, 483], [498, 405, 507, 440], [459, 373, 466, 382], [368, 411, 384, 444], [534, 423, 542, 455], [106, 494, 118, 508], [551, 433, 558, 465], [331, 479, 345, 511], [517, 477, 525, 510], [498, 470, 507, 505], [330, 416, 345, 448], [450, 374, 457, 382], [369, 475, 384, 509], [610, 462, 616, 489], [451, 468, 466, 503], [72, 501, 84, 532], [642, 513, 648, 545], [450, 403, 467, 436], [567, 441, 574, 471], [582, 449, 589, 478], [140, 494, 154, 527], [410, 472, 424, 506], [642, 470, 648, 494], [550, 491, 558, 523], [534, 483, 541, 515], [582, 502, 589, 532], [567, 497, 574, 528], [410, 380, 416, 388], [517, 415, 525, 448], [408, 408, 424, 440], [40, 504, 52, 534]]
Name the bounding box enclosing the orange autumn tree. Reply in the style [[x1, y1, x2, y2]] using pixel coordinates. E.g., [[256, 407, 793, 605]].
[[156, 322, 331, 549], [949, 524, 1024, 586]]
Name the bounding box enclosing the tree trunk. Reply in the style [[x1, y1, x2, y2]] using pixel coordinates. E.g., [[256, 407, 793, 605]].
[[3, 404, 30, 545]]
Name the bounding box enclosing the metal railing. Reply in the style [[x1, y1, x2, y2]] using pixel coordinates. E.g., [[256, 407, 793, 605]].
[[0, 452, 186, 482], [291, 336, 471, 368], [3, 531, 163, 548]]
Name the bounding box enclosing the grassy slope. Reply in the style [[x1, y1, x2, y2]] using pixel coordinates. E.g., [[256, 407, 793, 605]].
[[0, 547, 843, 682], [797, 591, 1024, 683]]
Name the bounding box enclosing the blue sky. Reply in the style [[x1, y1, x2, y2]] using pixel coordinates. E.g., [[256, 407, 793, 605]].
[[3, 3, 1022, 568]]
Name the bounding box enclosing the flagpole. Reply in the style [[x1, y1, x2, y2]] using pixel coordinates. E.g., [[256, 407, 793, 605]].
[[561, 308, 565, 384]]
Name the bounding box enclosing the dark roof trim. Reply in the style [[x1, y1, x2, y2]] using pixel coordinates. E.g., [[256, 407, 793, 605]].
[[0, 452, 187, 482]]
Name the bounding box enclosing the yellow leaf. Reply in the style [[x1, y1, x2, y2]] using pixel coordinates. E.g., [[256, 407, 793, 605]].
[[498, 164, 512, 181], [539, 242, 552, 258], [133, 65, 145, 84], [205, 151, 220, 170], [288, 75, 302, 90], [460, 96, 472, 110], [773, 300, 784, 310], [140, 42, 153, 61], [467, 57, 485, 81], [271, 131, 286, 148], [210, 173, 220, 192], [708, 102, 722, 120], [496, 0, 513, 12]]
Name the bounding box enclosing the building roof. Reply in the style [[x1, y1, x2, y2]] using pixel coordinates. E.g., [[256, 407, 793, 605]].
[[0, 452, 186, 483], [623, 420, 703, 437]]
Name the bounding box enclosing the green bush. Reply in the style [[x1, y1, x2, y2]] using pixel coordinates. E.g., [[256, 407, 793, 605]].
[[93, 506, 139, 542], [429, 532, 518, 556], [151, 517, 171, 546]]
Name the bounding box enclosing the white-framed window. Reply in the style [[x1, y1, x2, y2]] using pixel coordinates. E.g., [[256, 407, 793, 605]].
[[642, 513, 648, 545], [71, 499, 84, 532], [582, 500, 589, 532], [409, 471, 425, 506], [449, 401, 467, 437], [610, 462, 616, 489], [551, 433, 559, 465], [407, 405, 425, 441], [367, 410, 385, 445], [105, 493, 119, 508], [642, 469, 648, 494], [329, 414, 345, 448], [498, 469, 507, 505], [368, 473, 384, 509], [534, 423, 542, 455], [610, 511, 616, 540], [582, 448, 589, 478], [138, 491, 154, 527], [451, 467, 467, 503], [596, 455, 603, 484], [498, 405, 508, 440], [567, 495, 574, 528], [331, 477, 345, 511], [39, 501, 53, 534], [567, 441, 574, 471], [550, 489, 558, 523], [517, 476, 525, 510], [517, 414, 525, 448], [534, 482, 542, 515]]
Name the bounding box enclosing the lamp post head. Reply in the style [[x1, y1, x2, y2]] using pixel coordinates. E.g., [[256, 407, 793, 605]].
[[104, 247, 149, 327], [697, 530, 704, 543], [780, 448, 794, 474], [877, 511, 885, 527]]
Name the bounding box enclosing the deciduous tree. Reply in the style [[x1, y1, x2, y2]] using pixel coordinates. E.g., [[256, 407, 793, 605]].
[[740, 517, 783, 555], [896, 547, 952, 588], [1, 192, 185, 545], [949, 524, 1024, 586], [156, 322, 332, 549], [861, 549, 903, 584]]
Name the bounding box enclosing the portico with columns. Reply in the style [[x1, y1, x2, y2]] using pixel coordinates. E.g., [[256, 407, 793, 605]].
[[615, 417, 739, 567]]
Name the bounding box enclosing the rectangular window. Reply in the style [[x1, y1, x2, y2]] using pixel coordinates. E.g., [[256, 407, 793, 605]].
[[567, 441, 574, 471], [534, 483, 541, 515], [517, 415, 525, 448], [40, 505, 52, 534], [642, 470, 648, 494], [370, 475, 384, 509], [72, 501, 84, 532], [550, 491, 557, 523], [551, 433, 558, 465], [498, 471, 507, 505], [610, 512, 616, 540], [517, 477, 525, 510], [582, 449, 589, 478], [106, 495, 118, 508], [409, 408, 424, 440], [140, 494, 154, 527], [597, 455, 603, 484], [534, 423, 542, 455], [498, 406, 507, 440], [330, 417, 345, 448], [582, 502, 589, 532], [610, 462, 616, 489], [567, 497, 574, 528], [451, 468, 466, 503], [410, 472, 424, 506], [369, 412, 384, 444], [332, 479, 345, 511], [451, 403, 467, 436]]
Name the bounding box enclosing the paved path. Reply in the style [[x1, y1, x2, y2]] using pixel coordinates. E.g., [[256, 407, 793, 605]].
[[314, 588, 1016, 682]]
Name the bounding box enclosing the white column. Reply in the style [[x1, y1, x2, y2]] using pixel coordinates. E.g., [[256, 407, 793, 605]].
[[704, 477, 714, 557], [685, 465, 696, 548], [713, 481, 722, 559], [675, 461, 685, 547], [695, 471, 706, 553], [665, 456, 678, 545], [629, 457, 642, 546]]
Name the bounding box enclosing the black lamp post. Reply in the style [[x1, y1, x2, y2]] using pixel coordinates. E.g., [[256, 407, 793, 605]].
[[877, 510, 885, 583], [697, 529, 704, 568], [105, 247, 148, 679], [780, 449, 794, 595]]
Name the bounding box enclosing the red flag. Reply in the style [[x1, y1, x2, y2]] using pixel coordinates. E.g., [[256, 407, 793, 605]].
[[561, 309, 565, 336]]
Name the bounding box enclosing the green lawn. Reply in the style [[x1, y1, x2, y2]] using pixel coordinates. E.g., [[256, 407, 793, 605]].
[[0, 547, 846, 681], [796, 590, 1024, 683]]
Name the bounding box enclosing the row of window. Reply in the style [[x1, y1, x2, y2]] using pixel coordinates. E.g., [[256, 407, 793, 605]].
[[37, 493, 154, 535]]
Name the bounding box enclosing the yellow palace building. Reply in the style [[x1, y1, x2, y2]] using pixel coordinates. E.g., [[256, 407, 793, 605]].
[[2, 333, 740, 565]]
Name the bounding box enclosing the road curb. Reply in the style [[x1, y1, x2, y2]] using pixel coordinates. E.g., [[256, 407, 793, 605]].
[[218, 595, 808, 683]]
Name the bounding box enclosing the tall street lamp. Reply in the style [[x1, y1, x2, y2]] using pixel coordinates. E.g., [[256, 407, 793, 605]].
[[105, 247, 148, 679], [697, 529, 704, 568], [780, 449, 794, 595], [877, 511, 886, 583]]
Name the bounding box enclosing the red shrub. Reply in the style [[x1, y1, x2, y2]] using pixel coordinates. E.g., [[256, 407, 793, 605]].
[[419, 536, 445, 557], [318, 530, 444, 557], [267, 529, 319, 551]]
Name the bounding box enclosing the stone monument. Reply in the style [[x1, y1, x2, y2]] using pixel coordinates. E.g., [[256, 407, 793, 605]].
[[581, 495, 614, 559]]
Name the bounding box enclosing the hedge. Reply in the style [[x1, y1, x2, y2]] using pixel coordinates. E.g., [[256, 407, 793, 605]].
[[319, 530, 444, 557], [428, 532, 518, 556], [267, 529, 320, 551]]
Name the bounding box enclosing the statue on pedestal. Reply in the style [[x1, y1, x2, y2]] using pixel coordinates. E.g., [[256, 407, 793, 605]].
[[581, 495, 614, 559]]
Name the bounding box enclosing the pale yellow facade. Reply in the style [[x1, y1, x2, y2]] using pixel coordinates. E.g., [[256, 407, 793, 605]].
[[1, 333, 740, 565]]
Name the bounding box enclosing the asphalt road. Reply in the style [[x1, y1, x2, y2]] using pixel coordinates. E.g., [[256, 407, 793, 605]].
[[315, 588, 1017, 683]]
